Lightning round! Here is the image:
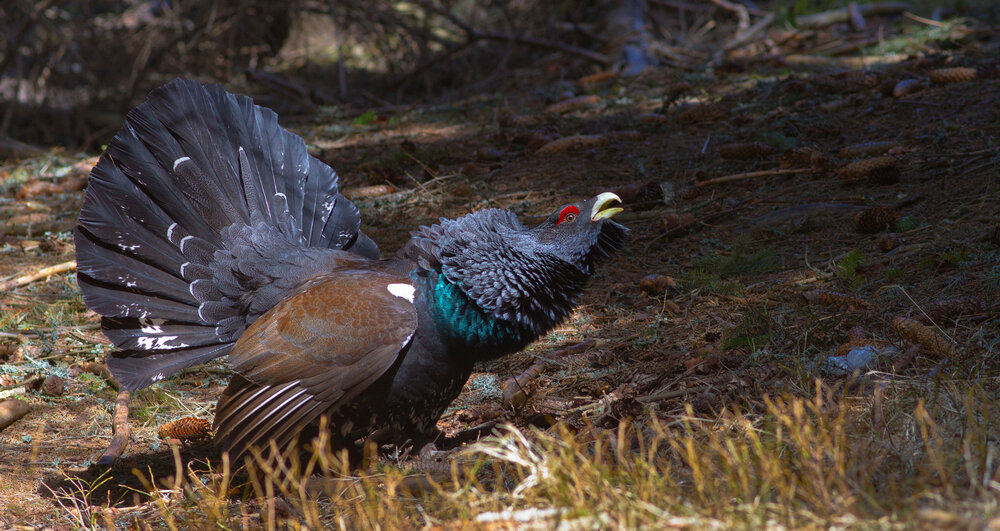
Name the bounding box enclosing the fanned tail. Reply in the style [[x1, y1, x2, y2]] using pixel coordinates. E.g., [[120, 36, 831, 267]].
[[75, 79, 379, 390]]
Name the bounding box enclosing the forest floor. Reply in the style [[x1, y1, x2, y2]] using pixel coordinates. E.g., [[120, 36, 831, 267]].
[[1, 9, 999, 530]]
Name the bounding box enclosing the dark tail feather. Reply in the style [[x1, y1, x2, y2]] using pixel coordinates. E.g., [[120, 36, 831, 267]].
[[108, 343, 234, 390], [76, 79, 379, 390]]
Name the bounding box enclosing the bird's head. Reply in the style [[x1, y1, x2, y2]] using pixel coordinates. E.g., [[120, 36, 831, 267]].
[[405, 192, 627, 336], [529, 192, 626, 275]]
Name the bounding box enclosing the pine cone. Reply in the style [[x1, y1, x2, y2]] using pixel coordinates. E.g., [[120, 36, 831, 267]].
[[928, 67, 977, 84], [920, 296, 986, 324], [838, 155, 897, 180], [854, 206, 899, 233], [158, 417, 213, 441], [838, 141, 898, 159], [892, 317, 959, 359], [801, 289, 869, 310]]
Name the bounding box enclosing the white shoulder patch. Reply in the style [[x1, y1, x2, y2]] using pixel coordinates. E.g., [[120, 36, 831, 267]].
[[387, 283, 415, 303]]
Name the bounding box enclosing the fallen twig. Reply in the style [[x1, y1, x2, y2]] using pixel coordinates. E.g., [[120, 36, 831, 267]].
[[0, 375, 43, 395], [500, 340, 596, 408], [0, 399, 30, 432], [0, 260, 77, 291], [796, 1, 912, 29], [75, 361, 120, 390], [693, 168, 808, 188], [389, 0, 611, 90], [98, 390, 131, 466], [304, 466, 461, 498], [501, 359, 546, 408], [711, 0, 750, 30], [643, 201, 748, 253], [725, 12, 775, 53], [638, 384, 714, 403], [0, 323, 101, 339], [0, 137, 45, 157], [567, 385, 635, 415]]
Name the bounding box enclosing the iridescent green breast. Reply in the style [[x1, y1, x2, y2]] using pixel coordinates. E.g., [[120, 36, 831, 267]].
[[420, 271, 534, 358]]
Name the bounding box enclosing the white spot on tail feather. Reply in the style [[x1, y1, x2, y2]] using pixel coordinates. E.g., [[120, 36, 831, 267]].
[[173, 156, 190, 171], [179, 235, 193, 252], [321, 198, 336, 220], [137, 335, 188, 350], [387, 283, 415, 302], [140, 317, 167, 334], [167, 222, 179, 241]]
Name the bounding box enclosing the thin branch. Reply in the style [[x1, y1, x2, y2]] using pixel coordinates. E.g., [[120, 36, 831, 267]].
[[638, 384, 714, 403], [98, 390, 131, 466], [400, 0, 611, 84], [724, 13, 775, 53], [500, 340, 596, 408], [711, 0, 750, 30], [475, 30, 612, 65], [693, 168, 808, 188], [0, 260, 77, 291], [0, 375, 43, 394], [643, 201, 748, 253], [0, 323, 100, 339], [796, 1, 912, 29]]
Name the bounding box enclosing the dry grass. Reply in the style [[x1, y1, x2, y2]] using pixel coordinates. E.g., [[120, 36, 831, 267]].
[[4, 7, 1000, 529], [57, 377, 995, 529]]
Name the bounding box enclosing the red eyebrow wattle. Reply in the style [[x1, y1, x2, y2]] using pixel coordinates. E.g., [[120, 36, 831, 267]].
[[557, 205, 580, 225]]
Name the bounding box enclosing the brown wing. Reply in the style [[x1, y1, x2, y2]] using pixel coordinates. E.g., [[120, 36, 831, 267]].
[[213, 270, 417, 459]]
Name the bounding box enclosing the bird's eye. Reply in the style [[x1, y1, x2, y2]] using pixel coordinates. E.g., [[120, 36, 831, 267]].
[[557, 205, 579, 225]]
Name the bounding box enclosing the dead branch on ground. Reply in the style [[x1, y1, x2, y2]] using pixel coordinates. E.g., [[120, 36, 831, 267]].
[[0, 261, 77, 291], [0, 399, 30, 432], [500, 340, 596, 408], [97, 390, 131, 466]]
